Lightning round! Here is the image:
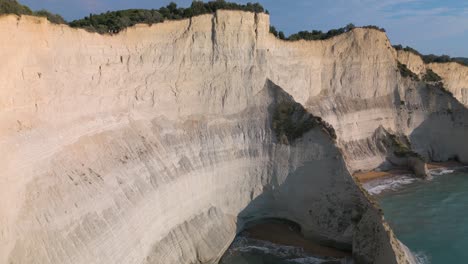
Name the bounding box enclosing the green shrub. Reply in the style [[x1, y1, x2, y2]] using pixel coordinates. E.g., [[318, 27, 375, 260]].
[[397, 62, 419, 81], [394, 44, 468, 67], [275, 23, 384, 41], [453, 57, 468, 66], [70, 1, 266, 34], [361, 25, 386, 32], [0, 0, 66, 24], [272, 101, 336, 144], [34, 10, 66, 24], [269, 26, 286, 40], [423, 69, 442, 83], [386, 134, 421, 158], [0, 0, 32, 16], [393, 45, 421, 56], [70, 9, 164, 34]]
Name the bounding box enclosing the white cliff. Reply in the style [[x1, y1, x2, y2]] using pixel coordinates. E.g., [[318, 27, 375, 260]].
[[397, 50, 468, 107], [1, 10, 467, 264]]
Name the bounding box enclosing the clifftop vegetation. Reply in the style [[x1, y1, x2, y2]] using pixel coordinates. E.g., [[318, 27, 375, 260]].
[[270, 23, 386, 41], [0, 0, 65, 24], [1, 0, 384, 40], [2, 0, 467, 67], [69, 1, 265, 34], [1, 0, 265, 32], [393, 44, 468, 67]]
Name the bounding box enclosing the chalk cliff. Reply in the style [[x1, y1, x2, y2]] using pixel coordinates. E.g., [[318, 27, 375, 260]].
[[397, 50, 468, 107], [1, 10, 467, 264]]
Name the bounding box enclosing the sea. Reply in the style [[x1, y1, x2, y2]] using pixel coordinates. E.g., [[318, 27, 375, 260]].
[[370, 167, 468, 264], [221, 167, 468, 264]]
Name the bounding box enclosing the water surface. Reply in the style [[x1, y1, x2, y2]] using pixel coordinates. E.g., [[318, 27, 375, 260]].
[[377, 169, 468, 264]]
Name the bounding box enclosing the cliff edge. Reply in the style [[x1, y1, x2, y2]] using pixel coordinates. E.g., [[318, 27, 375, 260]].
[[2, 11, 467, 264]]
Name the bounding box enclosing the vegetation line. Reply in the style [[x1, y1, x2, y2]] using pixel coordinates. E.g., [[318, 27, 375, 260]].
[[0, 0, 66, 24], [1, 0, 467, 65], [270, 23, 385, 41], [394, 44, 468, 67]]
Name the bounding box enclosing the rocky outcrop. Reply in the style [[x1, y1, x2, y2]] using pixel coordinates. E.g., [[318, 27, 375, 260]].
[[397, 50, 468, 107], [2, 10, 467, 264]]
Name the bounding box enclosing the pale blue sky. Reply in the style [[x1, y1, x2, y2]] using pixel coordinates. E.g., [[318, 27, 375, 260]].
[[22, 0, 468, 57]]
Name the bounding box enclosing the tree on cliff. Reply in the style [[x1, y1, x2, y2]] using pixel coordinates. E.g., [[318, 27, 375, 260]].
[[0, 0, 32, 15], [0, 0, 65, 24], [69, 1, 266, 34], [393, 44, 468, 67], [33, 9, 66, 24]]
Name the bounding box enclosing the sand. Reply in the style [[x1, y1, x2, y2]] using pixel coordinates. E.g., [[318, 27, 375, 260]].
[[354, 161, 465, 183], [243, 222, 351, 258]]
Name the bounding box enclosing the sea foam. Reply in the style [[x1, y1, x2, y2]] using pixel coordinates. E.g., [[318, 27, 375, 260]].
[[362, 175, 418, 195]]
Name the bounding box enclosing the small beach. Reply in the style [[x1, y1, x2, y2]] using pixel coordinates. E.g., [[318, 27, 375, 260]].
[[355, 162, 466, 195], [220, 220, 351, 264]]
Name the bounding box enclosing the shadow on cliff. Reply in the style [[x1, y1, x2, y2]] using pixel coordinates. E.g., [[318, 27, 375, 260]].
[[220, 80, 368, 261], [408, 83, 468, 163]]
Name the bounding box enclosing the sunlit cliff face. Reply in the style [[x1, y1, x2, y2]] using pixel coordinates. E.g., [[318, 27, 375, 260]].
[[1, 10, 467, 264]]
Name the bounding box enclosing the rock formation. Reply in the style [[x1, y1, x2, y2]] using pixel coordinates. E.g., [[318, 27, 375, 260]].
[[1, 10, 467, 264], [397, 51, 468, 106]]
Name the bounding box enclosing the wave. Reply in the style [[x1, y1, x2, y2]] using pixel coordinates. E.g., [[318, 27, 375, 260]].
[[230, 237, 306, 258], [429, 168, 455, 176], [287, 257, 332, 263], [224, 236, 345, 263], [414, 251, 430, 264], [362, 175, 418, 195], [362, 166, 464, 195]]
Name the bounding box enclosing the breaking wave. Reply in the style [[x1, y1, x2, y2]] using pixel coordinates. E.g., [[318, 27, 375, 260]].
[[221, 236, 348, 263], [413, 252, 430, 264], [362, 174, 418, 195]]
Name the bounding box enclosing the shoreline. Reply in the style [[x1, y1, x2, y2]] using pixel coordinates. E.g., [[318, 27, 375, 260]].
[[354, 161, 464, 183], [242, 222, 351, 258]]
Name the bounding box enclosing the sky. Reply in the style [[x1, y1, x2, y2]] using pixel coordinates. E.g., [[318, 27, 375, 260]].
[[21, 0, 468, 57]]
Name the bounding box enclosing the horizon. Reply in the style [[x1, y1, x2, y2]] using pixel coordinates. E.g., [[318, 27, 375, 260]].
[[20, 0, 468, 57]]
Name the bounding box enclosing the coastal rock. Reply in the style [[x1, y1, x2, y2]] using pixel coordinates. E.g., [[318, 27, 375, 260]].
[[408, 157, 430, 179]]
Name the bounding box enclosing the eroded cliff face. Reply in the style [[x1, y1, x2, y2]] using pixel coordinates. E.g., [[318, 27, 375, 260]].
[[397, 50, 468, 107], [1, 10, 467, 264]]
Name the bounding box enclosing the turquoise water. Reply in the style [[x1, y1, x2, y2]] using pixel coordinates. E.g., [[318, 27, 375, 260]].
[[377, 170, 468, 264], [221, 169, 468, 264]]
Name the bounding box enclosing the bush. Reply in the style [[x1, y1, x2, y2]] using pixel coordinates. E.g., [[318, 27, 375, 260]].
[[386, 134, 421, 159], [394, 44, 468, 67], [277, 23, 384, 41], [397, 62, 419, 81], [70, 9, 164, 34], [361, 25, 385, 32], [423, 69, 442, 83], [453, 57, 468, 65], [0, 0, 66, 24], [0, 0, 32, 15], [269, 25, 286, 40], [272, 101, 336, 144], [34, 10, 66, 24], [392, 44, 421, 56], [70, 1, 266, 34]]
